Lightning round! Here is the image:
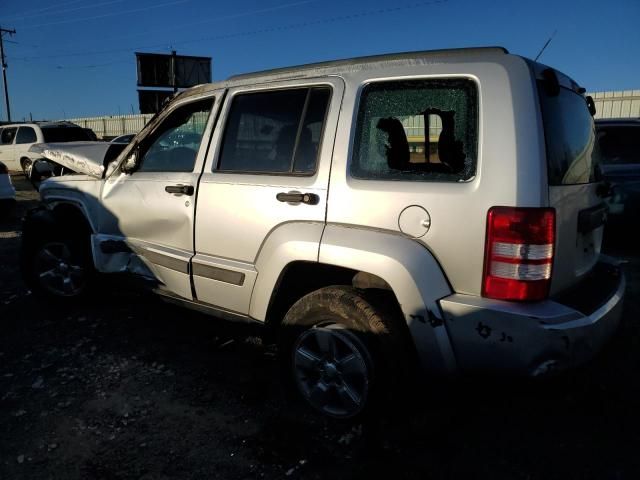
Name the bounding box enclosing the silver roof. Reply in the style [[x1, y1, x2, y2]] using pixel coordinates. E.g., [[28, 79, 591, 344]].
[[178, 46, 510, 99]]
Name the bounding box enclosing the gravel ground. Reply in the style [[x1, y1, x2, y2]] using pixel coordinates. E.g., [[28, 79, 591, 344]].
[[1, 175, 639, 479]]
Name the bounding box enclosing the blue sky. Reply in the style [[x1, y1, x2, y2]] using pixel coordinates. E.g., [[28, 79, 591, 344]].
[[1, 0, 639, 121]]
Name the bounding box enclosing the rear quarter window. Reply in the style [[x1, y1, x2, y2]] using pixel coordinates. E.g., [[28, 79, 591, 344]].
[[16, 127, 37, 144], [1, 127, 17, 145], [351, 79, 478, 182]]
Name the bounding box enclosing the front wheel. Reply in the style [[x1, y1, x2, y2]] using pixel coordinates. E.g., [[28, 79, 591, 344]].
[[22, 233, 94, 303], [278, 286, 408, 419], [22, 158, 33, 177]]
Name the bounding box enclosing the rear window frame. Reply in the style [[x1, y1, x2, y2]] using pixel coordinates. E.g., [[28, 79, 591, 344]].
[[349, 76, 480, 184]]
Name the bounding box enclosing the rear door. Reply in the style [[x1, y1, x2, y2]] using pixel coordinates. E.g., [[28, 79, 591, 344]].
[[193, 78, 343, 314], [15, 126, 38, 166], [537, 75, 605, 293]]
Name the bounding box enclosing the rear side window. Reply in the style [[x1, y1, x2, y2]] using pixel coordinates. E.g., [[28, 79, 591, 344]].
[[16, 127, 37, 144], [351, 79, 478, 182], [218, 87, 331, 174], [597, 126, 640, 165], [539, 85, 600, 185], [42, 127, 91, 143]]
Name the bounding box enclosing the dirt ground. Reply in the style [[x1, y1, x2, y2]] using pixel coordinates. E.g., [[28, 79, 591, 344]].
[[1, 175, 639, 480]]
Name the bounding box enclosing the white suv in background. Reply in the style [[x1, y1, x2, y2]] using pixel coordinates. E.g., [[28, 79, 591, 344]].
[[0, 122, 93, 174]]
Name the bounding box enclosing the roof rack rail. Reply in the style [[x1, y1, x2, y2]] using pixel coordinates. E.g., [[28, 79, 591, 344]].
[[227, 46, 508, 81]]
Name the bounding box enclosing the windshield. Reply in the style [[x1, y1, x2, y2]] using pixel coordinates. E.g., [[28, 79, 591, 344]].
[[538, 84, 601, 185]]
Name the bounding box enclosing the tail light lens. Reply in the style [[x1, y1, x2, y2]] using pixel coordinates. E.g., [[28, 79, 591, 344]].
[[482, 207, 556, 301], [0, 163, 8, 175]]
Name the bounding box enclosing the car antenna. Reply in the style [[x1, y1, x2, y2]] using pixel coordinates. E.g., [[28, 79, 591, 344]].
[[534, 30, 557, 61]]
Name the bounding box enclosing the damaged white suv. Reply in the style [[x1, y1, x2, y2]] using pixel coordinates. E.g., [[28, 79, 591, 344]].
[[21, 48, 625, 418]]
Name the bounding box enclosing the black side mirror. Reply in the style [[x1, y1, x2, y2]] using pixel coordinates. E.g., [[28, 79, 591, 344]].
[[586, 95, 597, 116]]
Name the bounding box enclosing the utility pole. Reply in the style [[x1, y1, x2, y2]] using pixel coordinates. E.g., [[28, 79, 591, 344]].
[[0, 26, 16, 122], [171, 50, 178, 93]]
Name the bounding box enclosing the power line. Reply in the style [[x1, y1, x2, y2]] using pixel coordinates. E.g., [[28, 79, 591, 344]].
[[0, 0, 87, 21], [6, 0, 322, 53], [67, 0, 322, 45], [15, 0, 449, 62], [22, 0, 191, 29], [8, 0, 128, 23]]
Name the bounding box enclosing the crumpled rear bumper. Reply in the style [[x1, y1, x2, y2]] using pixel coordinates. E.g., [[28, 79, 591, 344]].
[[439, 260, 625, 376]]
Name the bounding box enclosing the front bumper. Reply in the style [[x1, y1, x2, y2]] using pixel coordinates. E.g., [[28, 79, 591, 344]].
[[439, 261, 625, 376]]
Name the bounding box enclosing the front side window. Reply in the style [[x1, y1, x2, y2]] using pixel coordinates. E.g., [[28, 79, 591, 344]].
[[218, 87, 331, 174], [16, 127, 37, 144], [352, 79, 478, 182], [137, 98, 213, 173], [1, 127, 17, 145]]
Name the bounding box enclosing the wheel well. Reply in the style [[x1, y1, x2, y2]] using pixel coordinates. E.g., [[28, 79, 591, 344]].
[[263, 262, 401, 341], [51, 203, 93, 236], [20, 157, 31, 168]]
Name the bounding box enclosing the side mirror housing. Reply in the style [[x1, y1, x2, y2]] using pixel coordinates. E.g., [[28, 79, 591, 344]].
[[121, 149, 139, 174]]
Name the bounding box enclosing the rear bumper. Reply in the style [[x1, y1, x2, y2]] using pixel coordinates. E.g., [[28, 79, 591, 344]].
[[439, 260, 625, 376]]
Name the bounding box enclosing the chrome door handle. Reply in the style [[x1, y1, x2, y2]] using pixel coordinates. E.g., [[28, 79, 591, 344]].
[[165, 184, 194, 196], [276, 191, 319, 205]]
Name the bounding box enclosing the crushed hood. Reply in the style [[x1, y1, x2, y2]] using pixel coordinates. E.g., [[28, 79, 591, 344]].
[[29, 141, 127, 179]]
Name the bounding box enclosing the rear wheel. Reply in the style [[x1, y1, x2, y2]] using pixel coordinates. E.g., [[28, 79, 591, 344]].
[[278, 286, 408, 419]]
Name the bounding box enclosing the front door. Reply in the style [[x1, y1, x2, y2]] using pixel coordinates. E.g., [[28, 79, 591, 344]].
[[98, 92, 221, 299]]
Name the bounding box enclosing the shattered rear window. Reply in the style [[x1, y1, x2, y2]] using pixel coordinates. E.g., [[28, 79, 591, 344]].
[[351, 79, 478, 182]]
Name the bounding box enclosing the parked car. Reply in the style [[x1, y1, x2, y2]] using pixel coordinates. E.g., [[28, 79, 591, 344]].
[[595, 118, 640, 225], [0, 160, 16, 218], [111, 133, 136, 144], [0, 121, 95, 175], [21, 47, 624, 419]]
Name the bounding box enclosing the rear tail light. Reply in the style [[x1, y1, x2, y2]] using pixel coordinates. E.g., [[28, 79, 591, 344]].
[[0, 163, 8, 174], [482, 207, 556, 301]]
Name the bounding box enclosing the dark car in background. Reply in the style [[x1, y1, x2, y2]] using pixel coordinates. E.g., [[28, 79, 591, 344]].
[[596, 118, 640, 227]]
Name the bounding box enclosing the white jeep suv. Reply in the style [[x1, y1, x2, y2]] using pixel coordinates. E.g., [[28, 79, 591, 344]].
[[20, 47, 625, 419]]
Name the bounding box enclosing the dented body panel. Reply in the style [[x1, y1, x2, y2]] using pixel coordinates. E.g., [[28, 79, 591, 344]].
[[440, 260, 624, 375], [319, 225, 457, 373]]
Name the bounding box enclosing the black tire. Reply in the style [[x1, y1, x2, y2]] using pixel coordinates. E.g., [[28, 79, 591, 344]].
[[278, 286, 409, 420], [21, 226, 95, 304], [20, 158, 32, 178]]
